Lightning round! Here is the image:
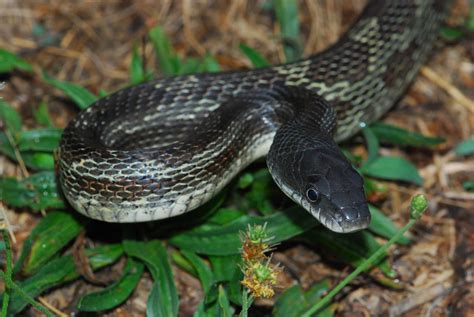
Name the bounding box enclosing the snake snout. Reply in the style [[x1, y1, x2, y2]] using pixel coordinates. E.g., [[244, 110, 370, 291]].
[[336, 204, 371, 233]]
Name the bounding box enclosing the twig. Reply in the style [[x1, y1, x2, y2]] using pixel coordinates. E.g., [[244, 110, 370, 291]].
[[38, 297, 69, 317], [421, 66, 474, 113], [4, 129, 28, 178], [0, 203, 16, 244]]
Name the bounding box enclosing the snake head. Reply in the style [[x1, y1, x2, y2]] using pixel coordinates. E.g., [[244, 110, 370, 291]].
[[301, 155, 371, 233], [267, 130, 371, 233]]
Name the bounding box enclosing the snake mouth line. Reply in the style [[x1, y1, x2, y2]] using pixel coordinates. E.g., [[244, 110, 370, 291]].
[[311, 207, 371, 233]]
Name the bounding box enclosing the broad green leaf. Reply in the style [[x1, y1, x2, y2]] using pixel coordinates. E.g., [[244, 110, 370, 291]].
[[17, 128, 62, 152], [369, 122, 444, 147], [42, 71, 97, 109], [86, 244, 124, 269], [3, 245, 123, 315], [77, 258, 144, 312], [209, 255, 243, 305], [0, 100, 22, 136], [21, 152, 55, 170], [368, 205, 410, 245], [239, 44, 270, 68], [209, 255, 242, 283], [1, 132, 56, 170], [123, 239, 178, 317], [440, 27, 464, 41], [14, 211, 84, 275], [194, 299, 219, 317], [171, 250, 197, 276], [182, 251, 214, 295], [463, 181, 474, 191], [34, 102, 54, 127], [149, 25, 179, 76], [361, 125, 379, 165], [238, 173, 254, 189], [147, 281, 162, 317], [194, 284, 234, 317], [0, 171, 64, 210], [274, 286, 305, 317], [304, 280, 333, 316], [273, 0, 301, 62], [207, 208, 246, 225], [0, 49, 33, 73], [455, 139, 474, 156], [360, 156, 423, 185], [169, 208, 318, 255]]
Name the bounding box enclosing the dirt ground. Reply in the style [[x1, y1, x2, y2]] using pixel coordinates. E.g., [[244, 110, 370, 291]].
[[1, 0, 473, 316]]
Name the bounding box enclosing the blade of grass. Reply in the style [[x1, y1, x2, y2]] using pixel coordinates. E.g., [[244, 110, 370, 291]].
[[0, 100, 22, 137], [130, 45, 146, 84], [33, 102, 54, 128], [148, 25, 179, 76], [361, 125, 379, 166], [0, 49, 33, 73], [239, 44, 270, 68], [42, 71, 97, 109], [0, 171, 64, 210], [14, 211, 84, 275], [182, 251, 214, 295], [77, 258, 144, 312], [123, 239, 179, 317], [273, 0, 301, 62]]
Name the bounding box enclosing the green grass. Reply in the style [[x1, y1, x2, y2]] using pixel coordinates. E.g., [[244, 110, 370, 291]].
[[0, 1, 464, 315]]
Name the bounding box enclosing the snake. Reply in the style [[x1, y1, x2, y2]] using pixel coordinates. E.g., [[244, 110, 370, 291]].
[[58, 0, 449, 233]]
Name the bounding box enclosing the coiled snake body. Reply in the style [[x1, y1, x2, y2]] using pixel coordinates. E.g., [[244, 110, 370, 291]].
[[59, 0, 448, 232]]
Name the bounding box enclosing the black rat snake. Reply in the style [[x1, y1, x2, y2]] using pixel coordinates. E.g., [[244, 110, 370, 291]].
[[58, 0, 448, 233]]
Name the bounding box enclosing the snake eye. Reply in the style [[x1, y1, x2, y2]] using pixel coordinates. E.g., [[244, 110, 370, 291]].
[[306, 188, 320, 202]]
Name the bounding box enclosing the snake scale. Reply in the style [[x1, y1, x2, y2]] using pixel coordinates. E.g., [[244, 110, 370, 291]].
[[58, 0, 449, 233]]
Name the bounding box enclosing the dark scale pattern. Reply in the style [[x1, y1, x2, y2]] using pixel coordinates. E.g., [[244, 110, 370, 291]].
[[59, 0, 449, 231]]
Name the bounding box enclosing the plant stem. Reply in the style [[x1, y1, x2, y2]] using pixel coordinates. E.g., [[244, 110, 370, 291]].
[[302, 218, 417, 317], [239, 290, 254, 317]]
